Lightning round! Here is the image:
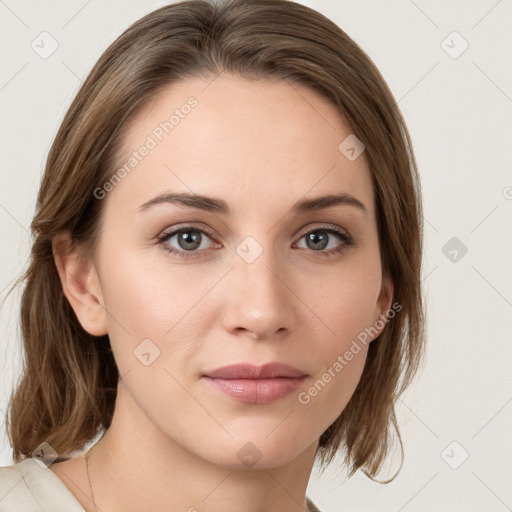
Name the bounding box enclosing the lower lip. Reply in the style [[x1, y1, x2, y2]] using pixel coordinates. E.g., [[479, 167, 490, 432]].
[[203, 376, 306, 404]]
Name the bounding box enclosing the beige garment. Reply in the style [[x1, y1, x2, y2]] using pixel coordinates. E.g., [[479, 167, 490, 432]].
[[0, 457, 84, 511], [0, 457, 323, 511]]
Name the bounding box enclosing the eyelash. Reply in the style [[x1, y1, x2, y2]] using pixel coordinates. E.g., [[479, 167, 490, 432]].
[[156, 224, 355, 260]]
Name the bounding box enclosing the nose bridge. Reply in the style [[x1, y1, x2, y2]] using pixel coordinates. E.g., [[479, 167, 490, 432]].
[[235, 236, 283, 299], [222, 235, 297, 338]]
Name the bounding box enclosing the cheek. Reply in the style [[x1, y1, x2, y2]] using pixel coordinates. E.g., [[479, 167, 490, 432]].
[[98, 250, 228, 394], [101, 251, 214, 337], [97, 256, 209, 422], [311, 259, 383, 348], [299, 256, 381, 414]]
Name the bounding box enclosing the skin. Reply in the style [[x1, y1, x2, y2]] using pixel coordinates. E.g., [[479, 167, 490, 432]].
[[51, 73, 392, 512]]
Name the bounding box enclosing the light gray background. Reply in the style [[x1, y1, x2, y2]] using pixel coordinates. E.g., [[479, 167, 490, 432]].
[[1, 1, 511, 511]]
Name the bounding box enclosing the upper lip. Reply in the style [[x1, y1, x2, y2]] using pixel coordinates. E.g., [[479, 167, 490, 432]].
[[203, 363, 307, 379]]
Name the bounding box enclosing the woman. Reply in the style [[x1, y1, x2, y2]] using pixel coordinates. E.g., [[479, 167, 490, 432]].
[[0, 0, 425, 510]]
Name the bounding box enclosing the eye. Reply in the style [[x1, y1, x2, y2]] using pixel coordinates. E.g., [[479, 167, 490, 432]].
[[156, 224, 218, 258], [294, 225, 355, 257]]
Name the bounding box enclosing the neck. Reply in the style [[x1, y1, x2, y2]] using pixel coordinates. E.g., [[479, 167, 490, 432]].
[[86, 381, 317, 512]]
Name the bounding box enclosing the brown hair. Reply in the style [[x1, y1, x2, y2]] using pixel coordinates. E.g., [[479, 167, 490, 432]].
[[3, 0, 425, 482]]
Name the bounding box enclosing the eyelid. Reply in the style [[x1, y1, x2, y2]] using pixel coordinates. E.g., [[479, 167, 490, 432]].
[[158, 222, 216, 239], [295, 223, 350, 239]]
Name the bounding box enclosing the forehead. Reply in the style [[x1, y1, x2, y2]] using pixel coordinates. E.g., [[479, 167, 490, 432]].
[[105, 73, 374, 219]]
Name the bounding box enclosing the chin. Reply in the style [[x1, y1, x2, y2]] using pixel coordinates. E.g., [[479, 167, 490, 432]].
[[190, 430, 315, 470]]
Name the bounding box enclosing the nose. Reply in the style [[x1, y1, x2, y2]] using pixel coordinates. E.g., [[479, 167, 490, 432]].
[[221, 243, 298, 340]]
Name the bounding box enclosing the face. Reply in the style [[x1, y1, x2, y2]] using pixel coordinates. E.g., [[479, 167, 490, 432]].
[[83, 74, 391, 469]]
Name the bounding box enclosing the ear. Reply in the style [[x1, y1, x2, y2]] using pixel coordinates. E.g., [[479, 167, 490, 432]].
[[370, 274, 394, 342], [52, 230, 108, 336]]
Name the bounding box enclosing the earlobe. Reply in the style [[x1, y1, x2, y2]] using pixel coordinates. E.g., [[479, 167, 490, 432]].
[[52, 230, 108, 336]]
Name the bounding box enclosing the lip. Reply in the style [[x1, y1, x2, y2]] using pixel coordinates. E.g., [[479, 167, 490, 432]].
[[204, 362, 307, 379], [202, 363, 308, 405]]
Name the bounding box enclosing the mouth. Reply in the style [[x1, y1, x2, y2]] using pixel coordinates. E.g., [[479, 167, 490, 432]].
[[201, 363, 308, 405]]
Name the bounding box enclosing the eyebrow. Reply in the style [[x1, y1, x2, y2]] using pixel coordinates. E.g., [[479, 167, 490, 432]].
[[136, 191, 368, 216]]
